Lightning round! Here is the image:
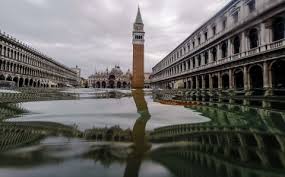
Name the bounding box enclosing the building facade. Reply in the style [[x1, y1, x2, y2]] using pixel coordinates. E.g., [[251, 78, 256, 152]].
[[0, 31, 78, 88], [71, 65, 81, 87], [144, 73, 151, 88], [151, 0, 285, 96], [88, 65, 131, 89], [132, 7, 145, 89]]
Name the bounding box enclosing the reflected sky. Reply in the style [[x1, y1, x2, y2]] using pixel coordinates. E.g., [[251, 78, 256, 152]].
[[7, 90, 209, 131], [1, 89, 284, 177]]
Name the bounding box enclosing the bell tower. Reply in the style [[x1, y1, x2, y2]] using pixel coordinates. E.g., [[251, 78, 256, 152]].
[[132, 6, 145, 89]]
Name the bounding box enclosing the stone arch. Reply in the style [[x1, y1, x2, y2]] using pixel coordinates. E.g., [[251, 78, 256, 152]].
[[6, 75, 12, 81], [19, 78, 24, 87], [270, 59, 285, 89], [197, 76, 202, 89], [192, 77, 196, 89], [29, 79, 34, 87], [233, 68, 244, 89], [233, 35, 240, 54], [248, 28, 259, 49], [221, 41, 227, 58], [96, 81, 101, 88], [117, 81, 121, 88], [0, 74, 5, 80], [109, 80, 115, 88], [249, 65, 263, 89], [122, 82, 127, 88], [25, 78, 29, 86], [204, 75, 210, 89], [212, 75, 219, 89], [222, 73, 229, 90], [13, 77, 19, 86], [102, 81, 106, 88], [211, 47, 217, 62], [187, 79, 192, 89], [109, 75, 115, 80], [272, 17, 285, 41], [37, 80, 41, 87]]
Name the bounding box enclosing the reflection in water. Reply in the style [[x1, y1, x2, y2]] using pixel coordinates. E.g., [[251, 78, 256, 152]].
[[124, 89, 151, 177], [150, 100, 285, 177], [0, 103, 26, 120], [0, 89, 284, 177]]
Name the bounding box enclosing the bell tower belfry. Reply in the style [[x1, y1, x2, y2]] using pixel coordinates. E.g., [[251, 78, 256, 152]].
[[132, 6, 145, 89]]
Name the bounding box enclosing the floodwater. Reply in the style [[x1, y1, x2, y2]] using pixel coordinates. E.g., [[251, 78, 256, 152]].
[[0, 88, 284, 177]]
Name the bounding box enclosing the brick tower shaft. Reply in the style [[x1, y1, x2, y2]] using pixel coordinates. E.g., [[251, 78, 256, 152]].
[[132, 7, 145, 89]]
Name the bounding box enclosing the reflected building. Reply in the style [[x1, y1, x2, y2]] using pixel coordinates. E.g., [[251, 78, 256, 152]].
[[0, 120, 81, 152], [150, 100, 285, 175], [151, 143, 285, 177]]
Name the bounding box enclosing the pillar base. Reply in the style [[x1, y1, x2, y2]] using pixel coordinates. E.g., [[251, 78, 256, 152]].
[[264, 88, 273, 97]]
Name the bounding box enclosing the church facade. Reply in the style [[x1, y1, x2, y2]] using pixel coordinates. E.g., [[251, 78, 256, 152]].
[[88, 65, 131, 89]]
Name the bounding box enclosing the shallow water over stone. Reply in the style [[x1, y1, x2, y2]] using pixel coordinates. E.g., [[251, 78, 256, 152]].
[[7, 89, 209, 131], [0, 88, 284, 177]]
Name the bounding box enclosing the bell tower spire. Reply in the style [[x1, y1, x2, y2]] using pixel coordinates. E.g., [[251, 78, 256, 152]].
[[132, 6, 145, 89]]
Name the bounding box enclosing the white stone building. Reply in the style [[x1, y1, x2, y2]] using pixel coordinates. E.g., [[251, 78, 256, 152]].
[[88, 65, 131, 89], [151, 0, 285, 96]]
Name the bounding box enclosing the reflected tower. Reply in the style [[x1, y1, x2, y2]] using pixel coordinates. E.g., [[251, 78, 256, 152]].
[[124, 89, 151, 177], [132, 7, 145, 89]]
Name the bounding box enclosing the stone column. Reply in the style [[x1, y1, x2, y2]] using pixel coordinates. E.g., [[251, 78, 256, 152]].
[[229, 69, 233, 90], [209, 74, 213, 90], [190, 78, 193, 90], [260, 22, 266, 46], [201, 54, 205, 66], [217, 44, 222, 60], [202, 75, 205, 89], [196, 76, 199, 89], [265, 20, 273, 44], [195, 57, 199, 68], [190, 58, 193, 69], [243, 66, 249, 91], [208, 50, 213, 63], [228, 39, 232, 57], [241, 32, 247, 54], [218, 72, 222, 90], [263, 62, 270, 90]]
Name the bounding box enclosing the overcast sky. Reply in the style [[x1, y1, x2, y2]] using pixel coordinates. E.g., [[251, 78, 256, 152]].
[[0, 0, 230, 77]]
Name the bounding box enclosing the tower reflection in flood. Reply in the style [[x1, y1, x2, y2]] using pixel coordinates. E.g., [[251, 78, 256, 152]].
[[124, 89, 151, 177]]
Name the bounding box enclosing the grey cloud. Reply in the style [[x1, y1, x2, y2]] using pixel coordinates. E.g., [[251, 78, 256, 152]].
[[0, 0, 230, 77]]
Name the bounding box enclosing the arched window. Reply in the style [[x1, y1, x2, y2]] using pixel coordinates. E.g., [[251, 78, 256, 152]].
[[221, 42, 227, 58], [249, 28, 259, 49], [233, 36, 240, 54], [273, 17, 285, 41], [249, 65, 263, 89], [271, 60, 285, 89], [248, 0, 256, 13], [204, 52, 208, 64], [198, 55, 201, 66], [212, 47, 217, 61]]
